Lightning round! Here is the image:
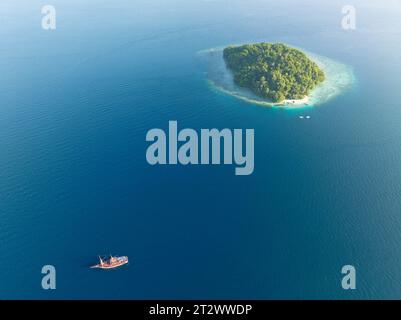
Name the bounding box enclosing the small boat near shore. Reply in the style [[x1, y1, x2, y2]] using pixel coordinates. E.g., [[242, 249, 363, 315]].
[[91, 255, 128, 269]]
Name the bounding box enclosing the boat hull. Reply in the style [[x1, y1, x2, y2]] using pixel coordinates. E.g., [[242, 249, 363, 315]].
[[90, 256, 129, 269]]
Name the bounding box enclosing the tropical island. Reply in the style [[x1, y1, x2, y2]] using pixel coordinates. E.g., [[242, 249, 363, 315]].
[[223, 43, 325, 103]]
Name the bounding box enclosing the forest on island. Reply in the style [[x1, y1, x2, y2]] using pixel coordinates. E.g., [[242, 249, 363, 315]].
[[223, 43, 325, 102]]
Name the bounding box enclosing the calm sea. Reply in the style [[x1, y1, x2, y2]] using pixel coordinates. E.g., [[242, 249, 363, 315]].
[[1, 0, 401, 299]]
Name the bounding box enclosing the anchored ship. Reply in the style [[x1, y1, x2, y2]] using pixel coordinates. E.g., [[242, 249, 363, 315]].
[[91, 255, 128, 269]]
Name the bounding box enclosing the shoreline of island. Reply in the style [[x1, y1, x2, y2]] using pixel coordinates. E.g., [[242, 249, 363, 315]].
[[207, 79, 311, 108], [198, 44, 355, 108]]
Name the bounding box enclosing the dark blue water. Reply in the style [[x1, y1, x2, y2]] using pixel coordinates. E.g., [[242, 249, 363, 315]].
[[1, 0, 401, 299]]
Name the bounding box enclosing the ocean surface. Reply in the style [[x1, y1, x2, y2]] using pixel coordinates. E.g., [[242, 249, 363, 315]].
[[1, 0, 401, 299]]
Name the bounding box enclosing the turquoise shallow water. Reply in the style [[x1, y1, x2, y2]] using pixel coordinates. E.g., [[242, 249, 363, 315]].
[[1, 0, 401, 299]]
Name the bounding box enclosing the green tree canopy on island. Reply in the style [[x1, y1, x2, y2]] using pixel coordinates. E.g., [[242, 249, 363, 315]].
[[223, 43, 325, 103]]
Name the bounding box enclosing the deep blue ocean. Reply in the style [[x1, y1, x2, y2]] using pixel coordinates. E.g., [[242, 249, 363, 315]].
[[1, 0, 401, 299]]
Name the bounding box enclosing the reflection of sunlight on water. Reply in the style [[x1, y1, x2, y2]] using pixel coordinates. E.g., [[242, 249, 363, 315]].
[[198, 45, 356, 109]]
